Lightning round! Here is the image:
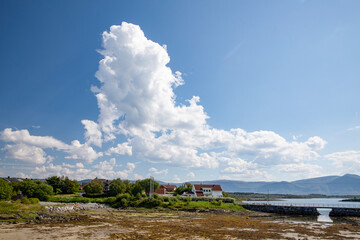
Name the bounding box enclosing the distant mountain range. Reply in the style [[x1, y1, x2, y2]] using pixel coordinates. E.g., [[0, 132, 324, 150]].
[[78, 174, 360, 196], [187, 174, 360, 195]]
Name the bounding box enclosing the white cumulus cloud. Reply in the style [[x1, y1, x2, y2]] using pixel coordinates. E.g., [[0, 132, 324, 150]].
[[325, 151, 360, 174], [105, 142, 132, 156], [0, 22, 331, 181], [1, 128, 102, 163], [3, 143, 47, 164], [90, 22, 327, 173], [149, 167, 168, 175], [82, 120, 102, 147]]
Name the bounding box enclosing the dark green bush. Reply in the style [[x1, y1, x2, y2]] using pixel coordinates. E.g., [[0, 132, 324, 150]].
[[29, 198, 40, 204], [139, 197, 162, 208], [211, 200, 222, 206], [21, 196, 31, 204], [0, 179, 13, 200], [105, 197, 117, 204], [83, 193, 110, 198], [12, 179, 53, 201]]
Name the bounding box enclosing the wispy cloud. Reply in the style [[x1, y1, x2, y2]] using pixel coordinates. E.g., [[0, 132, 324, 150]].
[[347, 126, 360, 131]]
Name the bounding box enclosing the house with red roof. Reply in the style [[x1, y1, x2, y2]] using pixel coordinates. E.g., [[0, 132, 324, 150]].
[[159, 184, 177, 192], [192, 184, 223, 198], [155, 184, 177, 196]]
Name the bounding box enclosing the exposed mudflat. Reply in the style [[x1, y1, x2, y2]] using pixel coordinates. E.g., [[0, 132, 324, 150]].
[[1, 207, 360, 239]]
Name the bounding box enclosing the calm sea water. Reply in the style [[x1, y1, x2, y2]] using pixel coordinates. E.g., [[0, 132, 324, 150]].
[[244, 198, 360, 208], [244, 198, 360, 223]]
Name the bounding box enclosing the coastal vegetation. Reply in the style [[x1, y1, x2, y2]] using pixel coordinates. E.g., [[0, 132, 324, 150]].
[[46, 176, 79, 194], [1, 176, 242, 214], [12, 179, 53, 201], [0, 179, 13, 200], [0, 197, 44, 222]]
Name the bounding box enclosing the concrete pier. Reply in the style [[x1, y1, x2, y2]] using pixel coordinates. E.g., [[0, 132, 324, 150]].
[[243, 204, 319, 216], [329, 208, 360, 217]]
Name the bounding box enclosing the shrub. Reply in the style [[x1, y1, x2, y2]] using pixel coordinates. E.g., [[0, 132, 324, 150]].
[[139, 197, 162, 208], [83, 193, 109, 198], [135, 193, 143, 200], [211, 200, 222, 206], [104, 197, 116, 204], [116, 193, 132, 201], [184, 197, 191, 205], [121, 198, 128, 207], [29, 198, 40, 204], [21, 196, 31, 204]]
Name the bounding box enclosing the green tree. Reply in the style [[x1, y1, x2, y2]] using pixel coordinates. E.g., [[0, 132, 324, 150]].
[[46, 176, 61, 193], [33, 181, 54, 201], [12, 179, 53, 201], [130, 181, 144, 196], [0, 179, 13, 200], [83, 178, 104, 195], [138, 178, 159, 195], [60, 177, 80, 194], [109, 178, 126, 196], [175, 182, 192, 195]]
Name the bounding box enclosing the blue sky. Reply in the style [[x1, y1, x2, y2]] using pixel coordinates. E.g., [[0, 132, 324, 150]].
[[1, 0, 360, 182]]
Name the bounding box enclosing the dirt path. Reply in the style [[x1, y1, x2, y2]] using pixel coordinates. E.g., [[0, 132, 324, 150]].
[[1, 208, 360, 239]]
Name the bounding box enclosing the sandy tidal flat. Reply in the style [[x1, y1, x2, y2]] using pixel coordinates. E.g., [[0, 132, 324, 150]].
[[1, 209, 360, 239]]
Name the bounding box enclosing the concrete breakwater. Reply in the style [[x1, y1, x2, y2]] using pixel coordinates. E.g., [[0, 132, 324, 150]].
[[243, 204, 319, 216], [329, 208, 360, 217]]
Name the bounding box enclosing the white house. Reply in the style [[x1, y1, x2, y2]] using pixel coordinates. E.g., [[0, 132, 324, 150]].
[[192, 184, 223, 198]]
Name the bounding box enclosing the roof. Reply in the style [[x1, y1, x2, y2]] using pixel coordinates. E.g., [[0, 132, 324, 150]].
[[1, 177, 22, 183], [155, 188, 166, 195], [193, 184, 223, 191], [182, 191, 194, 195], [160, 184, 177, 191]]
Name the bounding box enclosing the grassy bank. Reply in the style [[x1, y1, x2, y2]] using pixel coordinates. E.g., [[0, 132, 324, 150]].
[[48, 194, 110, 204], [0, 200, 45, 222], [47, 194, 244, 211], [164, 200, 244, 211]]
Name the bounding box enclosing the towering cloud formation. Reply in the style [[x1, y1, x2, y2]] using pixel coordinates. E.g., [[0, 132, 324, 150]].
[[0, 22, 330, 180], [93, 22, 327, 172]]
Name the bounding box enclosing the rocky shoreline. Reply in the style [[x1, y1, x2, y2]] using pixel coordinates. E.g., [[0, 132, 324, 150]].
[[42, 202, 108, 213]]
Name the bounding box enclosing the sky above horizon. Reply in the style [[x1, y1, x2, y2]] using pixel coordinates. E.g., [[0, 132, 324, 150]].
[[1, 0, 360, 182]]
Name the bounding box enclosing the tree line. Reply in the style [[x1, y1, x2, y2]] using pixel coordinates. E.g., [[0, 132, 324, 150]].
[[0, 176, 163, 201]]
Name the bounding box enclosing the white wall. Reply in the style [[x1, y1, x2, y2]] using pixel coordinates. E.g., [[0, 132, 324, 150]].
[[212, 191, 223, 198]]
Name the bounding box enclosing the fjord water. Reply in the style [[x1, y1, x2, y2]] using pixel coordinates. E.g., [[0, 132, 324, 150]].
[[244, 198, 360, 223], [244, 198, 360, 207]]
